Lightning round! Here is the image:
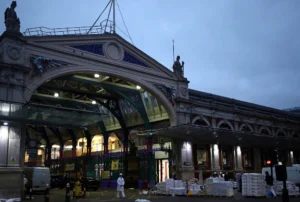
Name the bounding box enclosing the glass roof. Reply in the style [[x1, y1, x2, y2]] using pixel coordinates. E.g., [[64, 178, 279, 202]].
[[0, 102, 107, 127]]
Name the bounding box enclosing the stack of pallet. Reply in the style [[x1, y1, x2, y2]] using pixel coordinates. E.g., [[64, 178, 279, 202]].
[[242, 173, 266, 197], [275, 181, 300, 196], [205, 177, 233, 197]]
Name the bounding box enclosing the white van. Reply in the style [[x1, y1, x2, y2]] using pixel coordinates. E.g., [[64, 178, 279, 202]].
[[262, 166, 300, 185], [23, 167, 51, 192]]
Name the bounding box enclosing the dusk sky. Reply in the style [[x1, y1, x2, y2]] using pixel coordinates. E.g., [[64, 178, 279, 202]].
[[1, 0, 299, 110]]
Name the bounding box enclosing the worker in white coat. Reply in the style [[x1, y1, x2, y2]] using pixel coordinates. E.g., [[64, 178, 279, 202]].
[[117, 173, 126, 198]]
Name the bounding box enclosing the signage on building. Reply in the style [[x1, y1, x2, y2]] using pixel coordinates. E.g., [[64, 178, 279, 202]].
[[111, 160, 119, 170], [65, 163, 75, 171], [101, 171, 110, 179]]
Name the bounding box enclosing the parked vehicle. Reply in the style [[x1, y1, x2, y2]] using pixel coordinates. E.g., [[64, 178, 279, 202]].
[[23, 167, 51, 192], [81, 177, 100, 191], [262, 165, 300, 186]]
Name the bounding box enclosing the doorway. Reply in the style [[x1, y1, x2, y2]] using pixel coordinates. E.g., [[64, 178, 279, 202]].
[[156, 159, 169, 183]]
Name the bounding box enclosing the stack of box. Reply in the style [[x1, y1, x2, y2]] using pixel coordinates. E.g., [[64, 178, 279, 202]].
[[242, 173, 266, 197], [205, 177, 229, 196], [188, 184, 201, 195], [156, 182, 167, 195], [275, 181, 300, 196], [211, 181, 234, 197], [169, 180, 187, 196]]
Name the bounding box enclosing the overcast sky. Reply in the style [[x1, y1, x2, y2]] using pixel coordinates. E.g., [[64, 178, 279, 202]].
[[1, 0, 299, 110]]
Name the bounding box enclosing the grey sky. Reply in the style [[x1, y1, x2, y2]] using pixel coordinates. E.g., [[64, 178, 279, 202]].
[[1, 0, 299, 110]]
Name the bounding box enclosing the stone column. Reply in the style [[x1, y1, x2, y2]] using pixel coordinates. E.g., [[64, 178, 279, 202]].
[[172, 140, 194, 180], [0, 123, 26, 199], [233, 146, 243, 171], [210, 144, 221, 171], [289, 151, 294, 165], [0, 36, 31, 200]]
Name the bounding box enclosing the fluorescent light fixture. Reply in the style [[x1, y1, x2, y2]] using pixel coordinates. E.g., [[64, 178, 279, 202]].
[[92, 100, 96, 105], [136, 85, 141, 90], [94, 74, 100, 78], [3, 122, 8, 126], [54, 93, 59, 97]]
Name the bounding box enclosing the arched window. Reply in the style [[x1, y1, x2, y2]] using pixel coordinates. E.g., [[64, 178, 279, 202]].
[[241, 125, 252, 133], [194, 119, 208, 127], [219, 122, 232, 130]]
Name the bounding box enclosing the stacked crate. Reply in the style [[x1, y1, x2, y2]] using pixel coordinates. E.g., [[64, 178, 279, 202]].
[[242, 173, 266, 197]]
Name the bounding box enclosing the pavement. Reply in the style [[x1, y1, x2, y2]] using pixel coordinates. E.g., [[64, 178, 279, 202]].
[[26, 188, 300, 202]]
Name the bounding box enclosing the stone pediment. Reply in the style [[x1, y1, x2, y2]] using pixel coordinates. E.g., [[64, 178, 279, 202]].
[[23, 33, 176, 80]]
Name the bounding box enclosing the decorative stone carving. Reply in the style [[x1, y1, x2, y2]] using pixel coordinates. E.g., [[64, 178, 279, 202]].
[[103, 42, 124, 61], [4, 1, 20, 33], [180, 87, 188, 97], [155, 84, 176, 105], [30, 55, 69, 77], [7, 45, 21, 60]]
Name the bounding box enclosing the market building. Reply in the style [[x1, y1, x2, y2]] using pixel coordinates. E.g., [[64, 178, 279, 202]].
[[0, 1, 300, 199]]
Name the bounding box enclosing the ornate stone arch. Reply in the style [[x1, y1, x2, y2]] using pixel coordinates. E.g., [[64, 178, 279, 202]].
[[24, 65, 177, 126], [192, 115, 211, 126], [239, 123, 254, 132], [275, 128, 287, 137], [217, 119, 234, 131], [258, 126, 273, 136]]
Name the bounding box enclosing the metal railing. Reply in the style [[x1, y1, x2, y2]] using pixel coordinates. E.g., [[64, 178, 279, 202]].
[[23, 20, 114, 36]]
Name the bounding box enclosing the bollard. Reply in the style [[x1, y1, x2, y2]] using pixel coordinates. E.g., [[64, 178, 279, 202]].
[[29, 187, 33, 200], [83, 187, 86, 199], [44, 184, 50, 202], [73, 188, 75, 199], [65, 183, 71, 202]]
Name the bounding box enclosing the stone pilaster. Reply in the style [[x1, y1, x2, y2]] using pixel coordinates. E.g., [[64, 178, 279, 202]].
[[172, 140, 194, 180], [210, 144, 221, 171], [0, 123, 26, 199], [233, 146, 243, 171]]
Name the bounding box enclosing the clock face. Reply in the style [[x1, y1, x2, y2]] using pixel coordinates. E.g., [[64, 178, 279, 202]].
[[29, 140, 37, 148]]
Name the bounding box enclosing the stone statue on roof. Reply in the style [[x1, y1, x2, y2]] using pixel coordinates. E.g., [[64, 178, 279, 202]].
[[173, 55, 184, 79], [4, 1, 20, 33]]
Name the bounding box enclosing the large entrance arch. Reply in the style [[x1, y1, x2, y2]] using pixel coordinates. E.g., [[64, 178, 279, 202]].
[[0, 16, 189, 199], [20, 33, 187, 127]]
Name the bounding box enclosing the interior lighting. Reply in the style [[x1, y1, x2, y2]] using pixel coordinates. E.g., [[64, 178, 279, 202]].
[[3, 122, 8, 126], [92, 100, 96, 105], [54, 93, 59, 97], [136, 85, 141, 90], [94, 74, 100, 78]]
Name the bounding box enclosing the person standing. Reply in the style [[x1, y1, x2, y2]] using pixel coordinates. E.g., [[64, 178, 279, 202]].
[[117, 173, 126, 199], [265, 171, 276, 197]]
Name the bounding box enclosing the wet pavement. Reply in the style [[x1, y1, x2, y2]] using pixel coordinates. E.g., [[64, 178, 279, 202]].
[[26, 188, 299, 202]]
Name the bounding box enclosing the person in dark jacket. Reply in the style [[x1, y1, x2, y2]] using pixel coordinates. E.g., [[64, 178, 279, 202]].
[[224, 172, 230, 181], [265, 171, 276, 197]]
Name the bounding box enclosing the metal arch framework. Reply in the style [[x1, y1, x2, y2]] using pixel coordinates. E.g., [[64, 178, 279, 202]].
[[65, 74, 151, 129]]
